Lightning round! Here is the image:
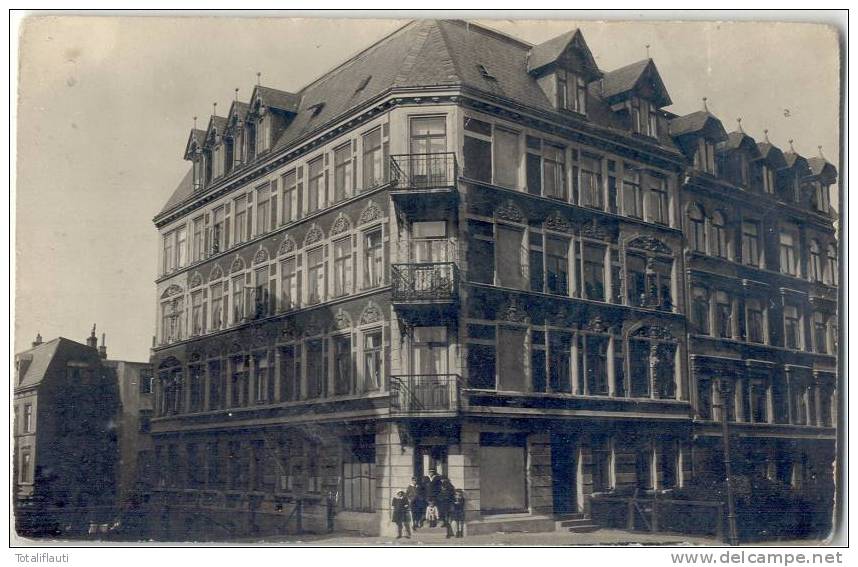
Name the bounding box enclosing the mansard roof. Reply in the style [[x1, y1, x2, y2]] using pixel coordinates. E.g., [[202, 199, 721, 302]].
[[526, 28, 602, 81], [183, 128, 206, 160], [600, 59, 672, 108], [756, 141, 787, 169], [808, 156, 837, 181], [205, 115, 228, 146], [225, 100, 249, 133], [719, 130, 761, 158], [668, 111, 728, 141], [250, 85, 301, 114]]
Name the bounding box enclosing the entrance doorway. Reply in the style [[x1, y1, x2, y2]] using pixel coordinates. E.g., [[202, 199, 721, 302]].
[[414, 445, 448, 479], [551, 433, 577, 515]]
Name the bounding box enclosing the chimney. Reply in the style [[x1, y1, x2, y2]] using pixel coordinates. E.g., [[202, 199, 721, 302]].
[[86, 324, 98, 349], [98, 333, 107, 359], [31, 332, 42, 348]]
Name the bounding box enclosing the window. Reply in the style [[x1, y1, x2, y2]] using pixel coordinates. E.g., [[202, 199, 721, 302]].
[[557, 70, 587, 114], [468, 219, 495, 285], [210, 282, 223, 330], [746, 298, 765, 344], [582, 243, 605, 301], [213, 144, 224, 179], [307, 156, 324, 213], [548, 331, 572, 393], [494, 127, 520, 188], [256, 114, 270, 153], [694, 138, 716, 174], [810, 240, 823, 282], [749, 380, 769, 423], [467, 342, 496, 390], [256, 184, 271, 236], [622, 166, 643, 219], [546, 236, 569, 296], [813, 182, 830, 213], [234, 195, 247, 245], [688, 204, 706, 253], [191, 291, 204, 336], [697, 377, 714, 420], [334, 143, 354, 202], [362, 127, 385, 189], [307, 247, 325, 305], [659, 441, 678, 489], [591, 437, 614, 492], [741, 220, 760, 266], [711, 211, 728, 259], [281, 170, 298, 224], [498, 326, 527, 392], [543, 143, 567, 200], [280, 346, 300, 402], [779, 225, 799, 276], [629, 330, 676, 399], [279, 257, 298, 311], [23, 404, 33, 433], [646, 175, 669, 225], [161, 297, 184, 343], [208, 360, 223, 410], [232, 275, 245, 323], [176, 227, 187, 268], [231, 356, 249, 407], [306, 339, 327, 399], [20, 451, 32, 483], [813, 312, 828, 354], [496, 225, 527, 290], [212, 206, 225, 253], [581, 334, 609, 395], [529, 232, 544, 292], [363, 331, 383, 392], [691, 287, 710, 334], [784, 304, 801, 350], [192, 216, 205, 262], [579, 153, 602, 208], [409, 116, 447, 186], [826, 244, 838, 286], [342, 437, 376, 512], [363, 229, 383, 288], [253, 266, 271, 318], [333, 238, 353, 297], [139, 369, 153, 395], [412, 326, 449, 375], [163, 231, 175, 273], [188, 366, 203, 412], [715, 291, 732, 339], [761, 165, 776, 194], [463, 117, 492, 183], [632, 98, 658, 137]]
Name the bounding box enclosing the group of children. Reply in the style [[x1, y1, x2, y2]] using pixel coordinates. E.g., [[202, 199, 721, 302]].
[[391, 472, 466, 539]]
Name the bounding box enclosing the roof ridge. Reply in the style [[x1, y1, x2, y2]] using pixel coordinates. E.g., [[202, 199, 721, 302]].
[[393, 20, 436, 87], [430, 21, 463, 84], [445, 19, 534, 49]]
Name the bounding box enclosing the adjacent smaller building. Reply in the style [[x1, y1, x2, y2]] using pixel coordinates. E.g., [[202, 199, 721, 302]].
[[13, 329, 152, 538]]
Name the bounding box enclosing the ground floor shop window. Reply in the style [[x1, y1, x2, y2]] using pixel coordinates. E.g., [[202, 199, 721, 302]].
[[479, 433, 527, 514], [342, 436, 375, 512]]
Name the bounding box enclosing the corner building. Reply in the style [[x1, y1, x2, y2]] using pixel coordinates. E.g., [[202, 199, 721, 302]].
[[149, 20, 837, 538]]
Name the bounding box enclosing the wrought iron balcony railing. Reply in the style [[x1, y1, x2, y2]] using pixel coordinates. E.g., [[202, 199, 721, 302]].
[[390, 374, 461, 415], [390, 152, 458, 191], [391, 262, 459, 302]]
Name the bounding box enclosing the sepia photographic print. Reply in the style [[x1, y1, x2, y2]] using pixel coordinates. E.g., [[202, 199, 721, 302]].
[[11, 10, 846, 554]]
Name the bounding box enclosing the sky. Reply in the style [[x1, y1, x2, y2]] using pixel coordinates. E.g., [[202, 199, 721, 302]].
[[13, 15, 841, 362]]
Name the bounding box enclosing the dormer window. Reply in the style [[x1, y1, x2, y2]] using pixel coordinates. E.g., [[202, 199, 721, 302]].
[[761, 164, 775, 194], [256, 112, 270, 154], [812, 182, 830, 213], [203, 149, 213, 186], [224, 136, 235, 175], [246, 120, 257, 162], [631, 97, 658, 137], [694, 138, 717, 174], [557, 69, 587, 115], [213, 143, 224, 178]]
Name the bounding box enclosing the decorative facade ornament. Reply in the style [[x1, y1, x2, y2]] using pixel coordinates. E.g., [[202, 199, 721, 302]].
[[190, 272, 203, 289], [304, 223, 325, 246], [333, 308, 353, 330], [189, 351, 202, 363], [358, 200, 382, 224], [160, 284, 184, 299], [359, 301, 383, 325], [580, 220, 610, 241], [499, 299, 529, 323], [252, 329, 269, 347], [230, 255, 245, 273], [209, 264, 223, 281], [229, 341, 245, 354], [330, 213, 352, 236], [583, 316, 610, 334], [495, 200, 525, 223], [253, 246, 270, 265], [627, 235, 672, 255], [632, 325, 675, 341], [278, 235, 296, 256], [544, 211, 571, 233]]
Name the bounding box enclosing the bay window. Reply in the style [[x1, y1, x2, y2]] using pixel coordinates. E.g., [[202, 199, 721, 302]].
[[494, 127, 521, 188], [463, 117, 492, 183]]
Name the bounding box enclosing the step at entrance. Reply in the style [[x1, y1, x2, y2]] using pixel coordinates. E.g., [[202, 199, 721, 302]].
[[555, 515, 600, 534]]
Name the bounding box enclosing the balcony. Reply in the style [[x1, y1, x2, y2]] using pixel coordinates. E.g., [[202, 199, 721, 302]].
[[390, 374, 461, 416], [390, 153, 458, 216], [391, 262, 459, 308]]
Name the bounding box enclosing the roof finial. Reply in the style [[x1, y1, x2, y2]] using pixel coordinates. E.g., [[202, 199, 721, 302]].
[[736, 117, 744, 133], [702, 97, 708, 112], [818, 145, 825, 159], [213, 102, 217, 116], [193, 116, 197, 129], [789, 139, 795, 152], [91, 323, 96, 337], [645, 44, 651, 58], [764, 129, 769, 143], [235, 88, 239, 101], [257, 72, 262, 86]]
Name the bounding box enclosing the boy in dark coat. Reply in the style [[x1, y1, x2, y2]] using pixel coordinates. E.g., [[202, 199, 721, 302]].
[[450, 489, 466, 538], [438, 477, 455, 531], [405, 477, 425, 530], [391, 490, 411, 539]]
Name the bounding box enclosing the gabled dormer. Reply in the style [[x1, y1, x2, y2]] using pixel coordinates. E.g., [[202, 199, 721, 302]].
[[754, 132, 787, 195], [781, 142, 811, 205], [668, 108, 728, 175], [224, 99, 249, 173], [600, 59, 672, 138], [806, 151, 837, 215], [183, 128, 206, 191], [204, 114, 227, 184], [527, 29, 602, 116], [245, 85, 301, 162], [716, 122, 761, 189]]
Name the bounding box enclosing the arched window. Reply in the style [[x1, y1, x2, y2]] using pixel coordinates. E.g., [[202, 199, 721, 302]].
[[711, 211, 729, 259], [628, 327, 677, 400], [810, 240, 823, 283], [826, 244, 838, 286], [688, 204, 706, 253]]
